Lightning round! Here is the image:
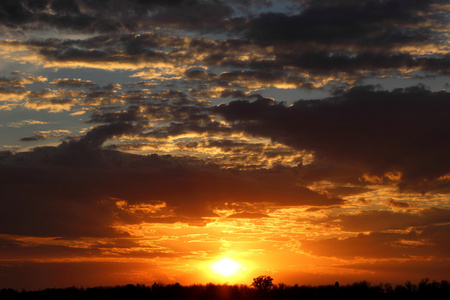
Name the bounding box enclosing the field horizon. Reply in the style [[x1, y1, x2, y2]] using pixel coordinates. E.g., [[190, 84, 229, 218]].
[[1, 278, 449, 300]]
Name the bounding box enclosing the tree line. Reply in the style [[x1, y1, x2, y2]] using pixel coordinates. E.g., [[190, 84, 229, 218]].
[[1, 278, 448, 300]]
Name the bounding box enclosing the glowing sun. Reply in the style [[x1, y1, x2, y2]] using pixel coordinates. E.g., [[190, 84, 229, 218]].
[[211, 258, 240, 277]]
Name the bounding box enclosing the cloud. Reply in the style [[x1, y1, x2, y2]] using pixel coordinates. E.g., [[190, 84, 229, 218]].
[[88, 106, 147, 124], [386, 198, 410, 208], [0, 236, 102, 260], [357, 198, 372, 205], [0, 165, 128, 238], [218, 70, 312, 89], [1, 1, 448, 77], [0, 75, 47, 104], [310, 208, 450, 232], [0, 120, 344, 237], [24, 98, 79, 112], [195, 138, 306, 169], [3, 21, 448, 99], [0, 122, 144, 237], [19, 129, 71, 142], [50, 78, 97, 88], [336, 258, 450, 284], [301, 224, 450, 259], [214, 86, 450, 192], [14, 82, 131, 113], [245, 0, 443, 49], [0, 75, 47, 88], [0, 152, 342, 237], [147, 0, 233, 30], [227, 212, 270, 219], [0, 0, 146, 32], [0, 234, 177, 263], [3, 34, 174, 70], [20, 133, 47, 142], [258, 51, 449, 76], [0, 261, 170, 290], [71, 122, 143, 150], [7, 119, 51, 128]]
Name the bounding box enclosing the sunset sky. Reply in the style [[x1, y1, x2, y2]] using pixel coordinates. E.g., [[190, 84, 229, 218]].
[[1, 0, 449, 290]]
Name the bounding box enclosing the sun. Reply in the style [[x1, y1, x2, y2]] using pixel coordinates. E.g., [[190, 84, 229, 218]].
[[211, 258, 240, 277]]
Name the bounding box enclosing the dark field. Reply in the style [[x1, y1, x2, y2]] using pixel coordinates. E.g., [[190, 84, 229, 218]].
[[1, 279, 448, 300]]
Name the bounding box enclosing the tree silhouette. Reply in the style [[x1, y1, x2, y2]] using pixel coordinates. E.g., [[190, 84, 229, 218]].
[[252, 275, 274, 291]]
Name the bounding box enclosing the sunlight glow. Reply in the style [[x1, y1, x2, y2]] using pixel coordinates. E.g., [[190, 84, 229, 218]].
[[211, 258, 240, 277]]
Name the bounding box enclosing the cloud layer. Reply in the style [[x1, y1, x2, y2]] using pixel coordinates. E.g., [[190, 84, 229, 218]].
[[214, 86, 450, 192]]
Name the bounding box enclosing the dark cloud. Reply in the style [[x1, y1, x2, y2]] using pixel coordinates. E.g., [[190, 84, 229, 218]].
[[13, 34, 170, 68], [148, 0, 233, 30], [0, 0, 117, 32], [259, 51, 446, 75], [0, 155, 341, 236], [20, 133, 47, 142], [82, 85, 236, 141], [214, 86, 450, 192], [422, 54, 450, 75], [0, 0, 233, 33], [88, 106, 146, 124], [245, 0, 440, 48], [386, 198, 410, 208], [337, 258, 450, 284], [0, 261, 169, 290], [224, 0, 450, 78], [77, 122, 142, 149], [201, 46, 450, 78], [0, 166, 127, 237], [0, 0, 34, 27], [301, 225, 450, 259], [0, 236, 176, 263], [1, 1, 448, 81], [0, 237, 102, 260], [5, 27, 448, 95], [136, 98, 233, 139], [0, 121, 343, 237], [310, 208, 450, 232]]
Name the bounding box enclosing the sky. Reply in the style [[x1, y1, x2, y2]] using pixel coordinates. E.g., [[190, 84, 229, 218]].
[[0, 0, 449, 290]]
